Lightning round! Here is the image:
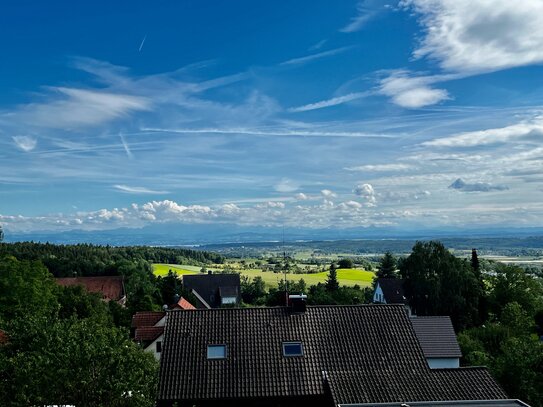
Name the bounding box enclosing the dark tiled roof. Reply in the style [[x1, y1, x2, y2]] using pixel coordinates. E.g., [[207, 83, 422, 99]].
[[131, 311, 166, 328], [158, 305, 506, 404], [326, 367, 507, 405], [183, 274, 240, 308], [219, 286, 238, 298], [135, 326, 164, 342], [411, 316, 462, 358], [56, 276, 125, 302], [377, 278, 407, 304]]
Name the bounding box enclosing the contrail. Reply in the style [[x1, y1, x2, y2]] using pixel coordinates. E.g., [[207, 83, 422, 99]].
[[119, 133, 133, 159], [138, 35, 147, 52]]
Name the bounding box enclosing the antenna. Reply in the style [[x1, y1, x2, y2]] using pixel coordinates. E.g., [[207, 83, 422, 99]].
[[283, 225, 288, 306]]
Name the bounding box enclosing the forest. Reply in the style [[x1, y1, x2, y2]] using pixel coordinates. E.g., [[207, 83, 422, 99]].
[[0, 241, 542, 406]]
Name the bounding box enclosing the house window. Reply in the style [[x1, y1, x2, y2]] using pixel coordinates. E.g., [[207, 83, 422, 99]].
[[156, 341, 162, 353], [282, 341, 303, 357], [207, 344, 227, 359]]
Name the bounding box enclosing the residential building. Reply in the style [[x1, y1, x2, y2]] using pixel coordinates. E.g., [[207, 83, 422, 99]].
[[55, 276, 126, 305], [183, 273, 241, 308], [157, 302, 516, 407], [411, 316, 462, 368]]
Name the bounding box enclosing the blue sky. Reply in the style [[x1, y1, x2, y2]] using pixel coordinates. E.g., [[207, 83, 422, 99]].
[[2, 0, 543, 233]]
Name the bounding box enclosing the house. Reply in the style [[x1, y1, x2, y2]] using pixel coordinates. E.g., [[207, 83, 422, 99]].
[[131, 311, 166, 360], [157, 302, 516, 407], [182, 273, 241, 308], [411, 316, 462, 368], [372, 278, 407, 305], [55, 276, 126, 305]]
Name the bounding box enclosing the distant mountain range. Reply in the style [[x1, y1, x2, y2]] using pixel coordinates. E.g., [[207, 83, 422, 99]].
[[4, 222, 543, 246]]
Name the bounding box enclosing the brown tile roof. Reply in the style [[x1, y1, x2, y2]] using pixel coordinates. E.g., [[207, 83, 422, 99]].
[[411, 316, 462, 358], [158, 305, 507, 405], [131, 311, 166, 328], [135, 326, 164, 342], [55, 276, 125, 302], [171, 297, 196, 310]]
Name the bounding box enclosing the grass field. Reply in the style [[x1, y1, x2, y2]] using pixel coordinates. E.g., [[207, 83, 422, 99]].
[[152, 264, 374, 288]]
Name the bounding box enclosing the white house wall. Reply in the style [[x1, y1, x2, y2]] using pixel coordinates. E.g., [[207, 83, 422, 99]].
[[145, 334, 163, 361]]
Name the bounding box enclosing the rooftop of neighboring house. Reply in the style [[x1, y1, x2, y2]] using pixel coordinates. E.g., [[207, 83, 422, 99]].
[[376, 277, 407, 304], [131, 311, 166, 329], [55, 275, 125, 302], [411, 316, 462, 359], [182, 273, 240, 308], [170, 296, 196, 310], [134, 326, 164, 343], [157, 304, 507, 406]]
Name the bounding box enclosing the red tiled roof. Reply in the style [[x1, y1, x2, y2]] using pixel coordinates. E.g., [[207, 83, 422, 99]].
[[135, 326, 164, 342], [131, 311, 166, 328], [56, 276, 125, 302], [171, 297, 196, 310]]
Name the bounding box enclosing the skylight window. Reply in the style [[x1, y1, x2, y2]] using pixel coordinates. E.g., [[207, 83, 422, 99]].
[[207, 344, 227, 359], [282, 341, 303, 357]]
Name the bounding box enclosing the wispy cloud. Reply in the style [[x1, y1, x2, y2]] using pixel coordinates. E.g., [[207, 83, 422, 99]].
[[288, 92, 369, 112], [422, 116, 543, 147], [113, 185, 169, 194], [345, 163, 413, 172], [340, 0, 387, 33], [279, 46, 353, 66], [12, 136, 37, 152]]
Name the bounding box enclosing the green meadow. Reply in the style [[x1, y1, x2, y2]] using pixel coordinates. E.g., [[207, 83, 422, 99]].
[[152, 264, 374, 288]]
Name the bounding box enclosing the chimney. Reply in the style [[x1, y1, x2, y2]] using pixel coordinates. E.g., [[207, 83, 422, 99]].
[[288, 294, 307, 314]]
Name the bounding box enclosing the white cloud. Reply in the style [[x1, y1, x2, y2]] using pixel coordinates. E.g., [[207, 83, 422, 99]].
[[321, 189, 337, 198], [378, 70, 450, 108], [12, 136, 37, 152], [295, 192, 309, 201], [402, 0, 543, 73], [346, 163, 412, 172], [340, 0, 385, 33], [423, 116, 543, 147], [14, 88, 151, 129], [288, 92, 369, 112], [354, 183, 377, 206], [274, 178, 298, 193], [113, 185, 169, 194]]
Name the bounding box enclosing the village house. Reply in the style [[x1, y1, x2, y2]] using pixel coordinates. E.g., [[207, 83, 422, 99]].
[[156, 299, 520, 407], [183, 273, 241, 308], [55, 275, 126, 305], [411, 316, 462, 368]]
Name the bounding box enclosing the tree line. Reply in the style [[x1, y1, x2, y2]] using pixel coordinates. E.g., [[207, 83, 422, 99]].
[[0, 241, 225, 277]]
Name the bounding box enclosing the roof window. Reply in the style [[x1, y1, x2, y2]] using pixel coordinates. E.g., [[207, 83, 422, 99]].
[[282, 341, 303, 357], [207, 344, 227, 359]]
